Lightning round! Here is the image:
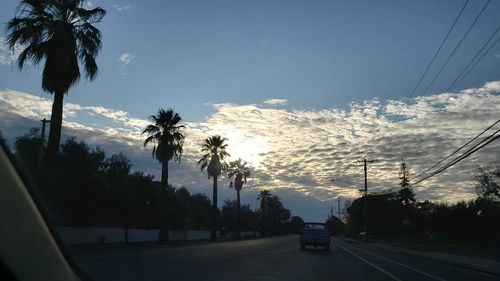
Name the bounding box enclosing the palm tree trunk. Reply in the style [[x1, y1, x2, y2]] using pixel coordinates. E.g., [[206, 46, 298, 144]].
[[158, 172, 170, 244], [46, 91, 64, 159], [236, 189, 241, 240], [159, 161, 170, 244], [161, 160, 169, 188], [210, 176, 218, 241]]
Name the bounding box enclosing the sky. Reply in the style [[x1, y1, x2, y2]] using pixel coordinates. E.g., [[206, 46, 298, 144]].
[[0, 0, 499, 221]]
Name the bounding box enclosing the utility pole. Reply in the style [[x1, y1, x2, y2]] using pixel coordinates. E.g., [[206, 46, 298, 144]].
[[39, 118, 51, 162], [337, 197, 341, 221], [40, 118, 51, 145], [359, 158, 374, 242]]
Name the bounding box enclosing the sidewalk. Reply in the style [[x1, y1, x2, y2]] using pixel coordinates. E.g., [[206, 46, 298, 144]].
[[70, 235, 266, 258], [343, 238, 500, 276]]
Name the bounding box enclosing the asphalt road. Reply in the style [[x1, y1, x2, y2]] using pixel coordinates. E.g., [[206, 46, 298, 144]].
[[75, 236, 500, 281]]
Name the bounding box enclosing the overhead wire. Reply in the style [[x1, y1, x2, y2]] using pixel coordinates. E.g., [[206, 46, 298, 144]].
[[412, 119, 500, 181], [444, 22, 500, 93], [338, 0, 498, 195], [453, 35, 500, 89], [412, 128, 499, 185], [364, 0, 495, 181], [370, 123, 500, 195], [406, 0, 471, 101], [416, 0, 492, 102], [360, 0, 471, 160]]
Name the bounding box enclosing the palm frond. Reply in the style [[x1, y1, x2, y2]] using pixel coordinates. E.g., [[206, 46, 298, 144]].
[[7, 0, 106, 94], [143, 108, 185, 164], [75, 7, 106, 24]]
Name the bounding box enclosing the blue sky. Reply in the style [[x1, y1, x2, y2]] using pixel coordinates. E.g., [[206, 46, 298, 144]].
[[1, 0, 500, 120], [1, 0, 500, 221]]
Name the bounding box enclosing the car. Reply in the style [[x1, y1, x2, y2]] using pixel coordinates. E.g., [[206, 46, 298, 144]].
[[299, 222, 331, 251]]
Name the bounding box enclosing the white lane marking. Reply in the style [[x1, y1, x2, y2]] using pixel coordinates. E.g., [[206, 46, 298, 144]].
[[339, 242, 447, 281], [335, 242, 402, 281]]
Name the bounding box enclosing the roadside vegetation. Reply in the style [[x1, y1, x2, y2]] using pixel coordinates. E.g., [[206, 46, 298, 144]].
[[330, 160, 500, 246], [1, 128, 304, 243]]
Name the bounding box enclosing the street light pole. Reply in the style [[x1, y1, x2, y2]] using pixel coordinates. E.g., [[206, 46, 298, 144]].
[[358, 158, 374, 242]]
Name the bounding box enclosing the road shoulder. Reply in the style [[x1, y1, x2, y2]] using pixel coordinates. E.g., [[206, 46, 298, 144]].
[[342, 238, 500, 276]]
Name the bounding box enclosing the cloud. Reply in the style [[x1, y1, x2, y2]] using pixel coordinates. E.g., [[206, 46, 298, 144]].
[[118, 53, 135, 65], [117, 53, 135, 75], [263, 98, 288, 105], [495, 54, 500, 59], [113, 4, 131, 12], [0, 82, 499, 220]]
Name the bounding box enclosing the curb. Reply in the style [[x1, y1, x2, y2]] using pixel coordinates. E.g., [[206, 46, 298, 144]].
[[342, 239, 499, 276]]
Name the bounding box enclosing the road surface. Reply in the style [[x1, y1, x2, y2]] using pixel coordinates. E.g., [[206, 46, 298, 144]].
[[75, 236, 500, 281]]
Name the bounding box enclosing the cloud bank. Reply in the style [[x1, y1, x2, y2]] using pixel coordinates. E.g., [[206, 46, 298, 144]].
[[0, 82, 499, 220]]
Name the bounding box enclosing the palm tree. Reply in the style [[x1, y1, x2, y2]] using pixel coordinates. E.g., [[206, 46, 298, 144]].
[[227, 159, 251, 239], [142, 108, 184, 244], [257, 189, 271, 211], [257, 189, 271, 236], [7, 0, 106, 158], [198, 135, 230, 241], [142, 108, 184, 188]]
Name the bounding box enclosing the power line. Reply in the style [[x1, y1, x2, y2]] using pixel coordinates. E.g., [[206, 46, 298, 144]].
[[372, 124, 500, 195], [407, 0, 470, 100], [364, 0, 494, 178], [412, 128, 500, 185], [412, 119, 500, 181], [445, 22, 500, 93], [452, 35, 500, 89], [413, 132, 499, 185], [361, 0, 470, 159], [417, 0, 492, 100]]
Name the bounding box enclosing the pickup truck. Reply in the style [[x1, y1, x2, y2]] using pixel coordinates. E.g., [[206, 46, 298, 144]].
[[299, 222, 331, 251]]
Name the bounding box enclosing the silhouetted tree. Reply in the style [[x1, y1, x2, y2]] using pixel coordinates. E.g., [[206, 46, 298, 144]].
[[10, 131, 220, 239], [475, 160, 500, 200], [58, 137, 106, 225], [128, 171, 157, 229], [257, 189, 271, 235], [227, 158, 251, 239], [14, 128, 44, 176], [185, 193, 212, 230], [142, 108, 184, 243], [257, 191, 291, 236], [7, 0, 106, 158], [198, 135, 229, 241], [104, 153, 132, 243], [290, 216, 305, 233], [397, 161, 415, 206], [142, 108, 184, 188], [220, 200, 258, 237], [325, 216, 343, 236]]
